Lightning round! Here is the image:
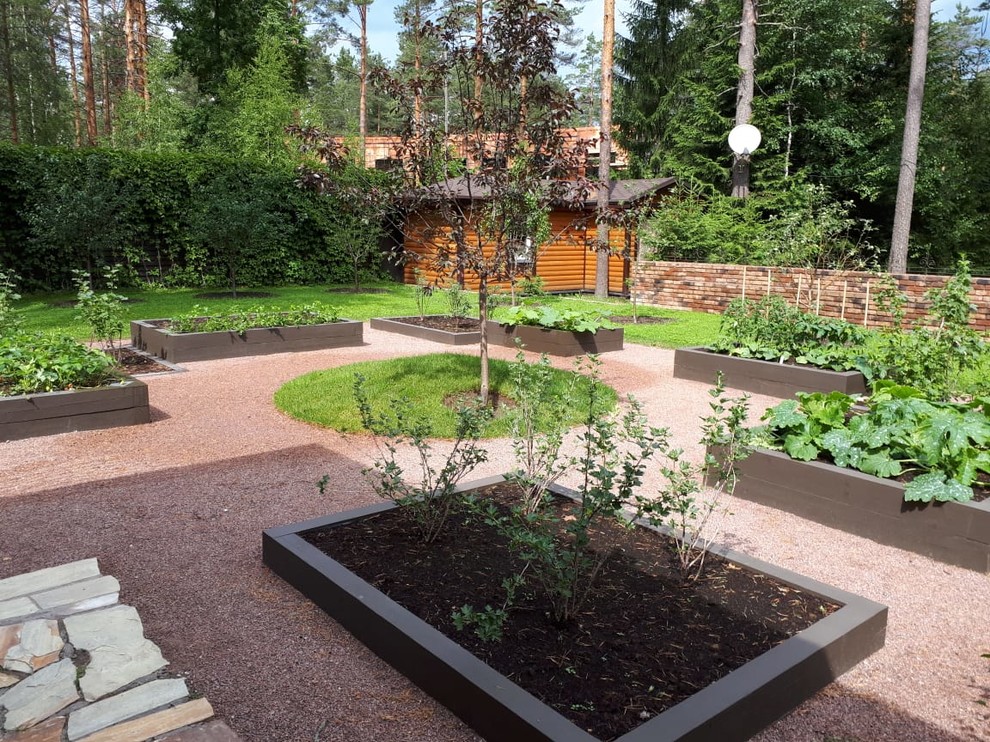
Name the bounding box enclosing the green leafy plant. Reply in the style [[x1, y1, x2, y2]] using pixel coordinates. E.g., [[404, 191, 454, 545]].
[[0, 269, 22, 333], [498, 305, 618, 333], [757, 382, 990, 502], [412, 269, 433, 320], [444, 282, 472, 320], [516, 275, 547, 298], [631, 375, 751, 578], [450, 573, 524, 642], [73, 266, 128, 360], [0, 331, 117, 396], [167, 303, 340, 334], [352, 373, 492, 543], [869, 259, 985, 400], [505, 350, 580, 514], [709, 295, 869, 373]]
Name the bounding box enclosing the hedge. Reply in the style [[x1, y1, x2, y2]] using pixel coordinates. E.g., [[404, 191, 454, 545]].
[[0, 144, 387, 291]]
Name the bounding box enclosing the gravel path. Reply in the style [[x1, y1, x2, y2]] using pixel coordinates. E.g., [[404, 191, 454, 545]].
[[1, 327, 987, 742]]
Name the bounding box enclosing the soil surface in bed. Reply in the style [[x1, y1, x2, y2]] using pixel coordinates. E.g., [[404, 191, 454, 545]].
[[387, 316, 482, 332], [304, 483, 838, 740]]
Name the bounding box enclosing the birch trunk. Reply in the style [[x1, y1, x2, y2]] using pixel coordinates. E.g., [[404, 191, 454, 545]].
[[594, 0, 614, 298]]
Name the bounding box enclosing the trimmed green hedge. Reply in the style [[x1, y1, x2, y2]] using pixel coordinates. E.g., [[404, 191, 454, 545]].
[[0, 144, 387, 291]]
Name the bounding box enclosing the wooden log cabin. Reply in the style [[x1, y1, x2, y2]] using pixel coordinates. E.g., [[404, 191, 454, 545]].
[[401, 177, 676, 295]]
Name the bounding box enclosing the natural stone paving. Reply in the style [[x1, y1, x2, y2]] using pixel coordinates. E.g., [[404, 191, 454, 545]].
[[0, 559, 239, 741]]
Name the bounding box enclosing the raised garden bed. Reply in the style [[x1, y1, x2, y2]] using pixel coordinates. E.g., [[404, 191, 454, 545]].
[[485, 321, 624, 357], [726, 448, 990, 573], [673, 347, 867, 397], [369, 316, 481, 345], [0, 377, 150, 441], [263, 475, 887, 742], [130, 318, 364, 363]]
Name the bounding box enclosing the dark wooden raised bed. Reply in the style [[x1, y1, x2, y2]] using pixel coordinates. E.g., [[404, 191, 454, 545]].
[[727, 448, 990, 573], [263, 475, 887, 742], [673, 347, 867, 398], [486, 321, 624, 357], [0, 378, 150, 441], [130, 318, 364, 363], [369, 316, 480, 345]]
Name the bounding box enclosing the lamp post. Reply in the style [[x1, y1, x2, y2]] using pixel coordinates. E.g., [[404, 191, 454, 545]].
[[728, 123, 761, 198]]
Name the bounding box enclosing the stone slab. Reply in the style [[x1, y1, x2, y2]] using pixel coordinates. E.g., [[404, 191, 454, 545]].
[[0, 559, 101, 602], [76, 698, 214, 742], [159, 720, 242, 741], [3, 620, 63, 673], [1, 658, 79, 731], [32, 575, 120, 613], [0, 598, 37, 624], [64, 605, 167, 701], [68, 678, 189, 740], [0, 670, 20, 688], [3, 715, 66, 742]]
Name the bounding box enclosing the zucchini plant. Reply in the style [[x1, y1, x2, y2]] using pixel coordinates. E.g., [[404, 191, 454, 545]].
[[757, 382, 990, 503]]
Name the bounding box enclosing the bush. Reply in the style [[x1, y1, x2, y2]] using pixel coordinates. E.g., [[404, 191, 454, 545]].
[[0, 144, 387, 291]]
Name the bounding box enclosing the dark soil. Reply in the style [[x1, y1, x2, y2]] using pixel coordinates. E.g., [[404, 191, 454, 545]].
[[193, 291, 273, 299], [327, 287, 390, 294], [304, 483, 839, 741], [52, 298, 144, 308], [608, 315, 674, 325], [111, 347, 175, 375], [388, 315, 481, 333]]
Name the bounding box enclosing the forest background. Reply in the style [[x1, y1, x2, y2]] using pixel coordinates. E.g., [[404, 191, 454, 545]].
[[0, 0, 988, 291]]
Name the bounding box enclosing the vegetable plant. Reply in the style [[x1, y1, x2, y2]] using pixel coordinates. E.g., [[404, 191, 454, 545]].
[[167, 303, 340, 334], [709, 294, 869, 374], [0, 269, 22, 333], [757, 382, 990, 503], [497, 305, 617, 333], [0, 331, 117, 396]]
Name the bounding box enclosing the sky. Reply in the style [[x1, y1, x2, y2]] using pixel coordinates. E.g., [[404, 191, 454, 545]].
[[356, 0, 987, 65]]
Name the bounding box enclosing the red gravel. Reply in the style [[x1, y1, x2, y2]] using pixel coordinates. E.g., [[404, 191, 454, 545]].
[[1, 327, 987, 742]]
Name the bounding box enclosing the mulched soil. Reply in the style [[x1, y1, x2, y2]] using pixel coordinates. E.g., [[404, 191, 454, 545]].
[[387, 316, 481, 332], [111, 346, 175, 376], [304, 483, 838, 741]]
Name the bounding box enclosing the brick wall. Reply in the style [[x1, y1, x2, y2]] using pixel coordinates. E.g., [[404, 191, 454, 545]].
[[631, 261, 990, 332]]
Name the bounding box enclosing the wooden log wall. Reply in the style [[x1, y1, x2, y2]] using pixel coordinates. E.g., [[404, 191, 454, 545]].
[[402, 209, 633, 294]]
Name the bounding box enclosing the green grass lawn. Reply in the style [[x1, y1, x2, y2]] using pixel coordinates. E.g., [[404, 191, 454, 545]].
[[12, 281, 721, 349], [274, 353, 617, 438]]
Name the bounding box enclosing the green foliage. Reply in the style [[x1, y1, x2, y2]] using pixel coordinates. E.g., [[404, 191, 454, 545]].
[[73, 267, 127, 358], [630, 375, 751, 577], [709, 295, 869, 372], [497, 305, 617, 333], [0, 331, 116, 396], [412, 269, 433, 319], [0, 144, 373, 291], [443, 282, 472, 320], [352, 373, 492, 543], [450, 574, 523, 643], [167, 303, 340, 334], [505, 350, 580, 514], [868, 260, 985, 400], [0, 268, 21, 332], [758, 383, 990, 503]]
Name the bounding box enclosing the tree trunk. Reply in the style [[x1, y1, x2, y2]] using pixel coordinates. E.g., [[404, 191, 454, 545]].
[[473, 0, 483, 131], [137, 0, 148, 104], [594, 0, 615, 298], [79, 0, 99, 144], [413, 3, 422, 132], [517, 74, 527, 135], [478, 274, 489, 405], [0, 0, 18, 144], [731, 0, 757, 198], [889, 0, 932, 274], [64, 0, 82, 145], [359, 2, 367, 151]]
